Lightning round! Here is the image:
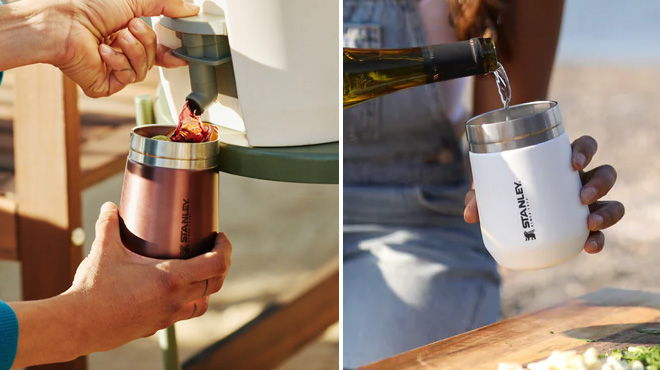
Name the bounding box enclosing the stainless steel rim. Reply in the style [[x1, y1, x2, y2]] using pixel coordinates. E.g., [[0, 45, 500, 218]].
[[466, 101, 563, 153], [128, 124, 220, 170]]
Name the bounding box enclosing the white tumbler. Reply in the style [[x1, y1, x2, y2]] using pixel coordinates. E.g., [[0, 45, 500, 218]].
[[466, 101, 589, 270]]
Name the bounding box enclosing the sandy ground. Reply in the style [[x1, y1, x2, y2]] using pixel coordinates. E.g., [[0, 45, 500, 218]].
[[500, 63, 660, 318]]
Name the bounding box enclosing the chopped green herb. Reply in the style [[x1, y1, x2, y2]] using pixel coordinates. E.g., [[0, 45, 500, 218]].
[[608, 345, 660, 367], [501, 346, 660, 369], [576, 338, 594, 342]]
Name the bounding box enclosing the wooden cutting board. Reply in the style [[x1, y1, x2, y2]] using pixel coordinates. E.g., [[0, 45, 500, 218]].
[[362, 288, 660, 370]]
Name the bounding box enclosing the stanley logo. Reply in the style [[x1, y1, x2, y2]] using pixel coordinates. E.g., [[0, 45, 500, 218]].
[[514, 182, 536, 241], [180, 199, 191, 256]]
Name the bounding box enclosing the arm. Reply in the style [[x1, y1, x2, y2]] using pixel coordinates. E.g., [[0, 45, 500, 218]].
[[8, 202, 232, 368], [8, 296, 84, 366], [473, 0, 565, 114], [0, 0, 197, 97], [0, 1, 58, 71]]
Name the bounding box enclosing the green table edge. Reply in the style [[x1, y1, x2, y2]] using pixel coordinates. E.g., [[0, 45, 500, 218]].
[[154, 85, 338, 184]]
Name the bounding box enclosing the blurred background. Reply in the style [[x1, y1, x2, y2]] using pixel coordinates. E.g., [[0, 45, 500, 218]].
[[500, 0, 660, 317]]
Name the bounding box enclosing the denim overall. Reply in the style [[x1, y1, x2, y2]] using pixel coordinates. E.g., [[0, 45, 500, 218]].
[[343, 0, 500, 367]]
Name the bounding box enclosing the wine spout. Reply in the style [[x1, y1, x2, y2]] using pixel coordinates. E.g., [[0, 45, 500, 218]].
[[160, 14, 234, 116]]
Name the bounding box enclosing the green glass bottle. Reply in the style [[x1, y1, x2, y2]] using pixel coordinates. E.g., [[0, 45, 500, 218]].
[[343, 37, 498, 108]]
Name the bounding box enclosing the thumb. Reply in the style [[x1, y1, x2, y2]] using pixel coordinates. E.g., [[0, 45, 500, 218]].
[[95, 202, 120, 241], [141, 0, 200, 18], [463, 190, 480, 224]]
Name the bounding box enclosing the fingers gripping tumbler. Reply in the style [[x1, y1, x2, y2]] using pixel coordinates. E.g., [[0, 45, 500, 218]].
[[119, 125, 219, 259], [466, 101, 589, 270]]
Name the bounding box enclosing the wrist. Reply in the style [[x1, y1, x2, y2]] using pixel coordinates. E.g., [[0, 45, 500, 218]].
[[52, 291, 96, 359], [0, 0, 73, 69], [25, 0, 76, 66], [8, 293, 90, 368]]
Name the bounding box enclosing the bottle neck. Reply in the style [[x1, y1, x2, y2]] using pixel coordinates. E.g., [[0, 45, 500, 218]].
[[422, 38, 498, 83], [343, 38, 497, 108]]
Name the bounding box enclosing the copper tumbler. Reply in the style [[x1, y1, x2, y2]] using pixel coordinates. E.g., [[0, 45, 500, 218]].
[[119, 125, 220, 259]]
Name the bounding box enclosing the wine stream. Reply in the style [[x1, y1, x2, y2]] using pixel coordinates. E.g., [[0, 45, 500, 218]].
[[494, 62, 512, 119]]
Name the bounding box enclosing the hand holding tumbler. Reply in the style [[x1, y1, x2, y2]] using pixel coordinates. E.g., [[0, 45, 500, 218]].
[[466, 101, 589, 270]]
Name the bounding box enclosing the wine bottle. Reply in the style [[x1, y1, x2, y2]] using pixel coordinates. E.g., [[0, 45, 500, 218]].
[[343, 37, 498, 108]]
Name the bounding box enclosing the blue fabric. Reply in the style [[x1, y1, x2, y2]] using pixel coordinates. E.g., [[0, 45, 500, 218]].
[[343, 185, 500, 367], [0, 301, 18, 370]]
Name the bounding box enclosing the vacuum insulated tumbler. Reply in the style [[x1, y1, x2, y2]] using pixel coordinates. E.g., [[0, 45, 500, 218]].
[[466, 101, 589, 270], [119, 125, 220, 259]]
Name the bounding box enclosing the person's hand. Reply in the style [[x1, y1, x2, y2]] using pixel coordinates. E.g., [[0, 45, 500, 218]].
[[463, 135, 625, 254], [8, 202, 231, 367], [47, 0, 201, 97], [64, 202, 231, 355]]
